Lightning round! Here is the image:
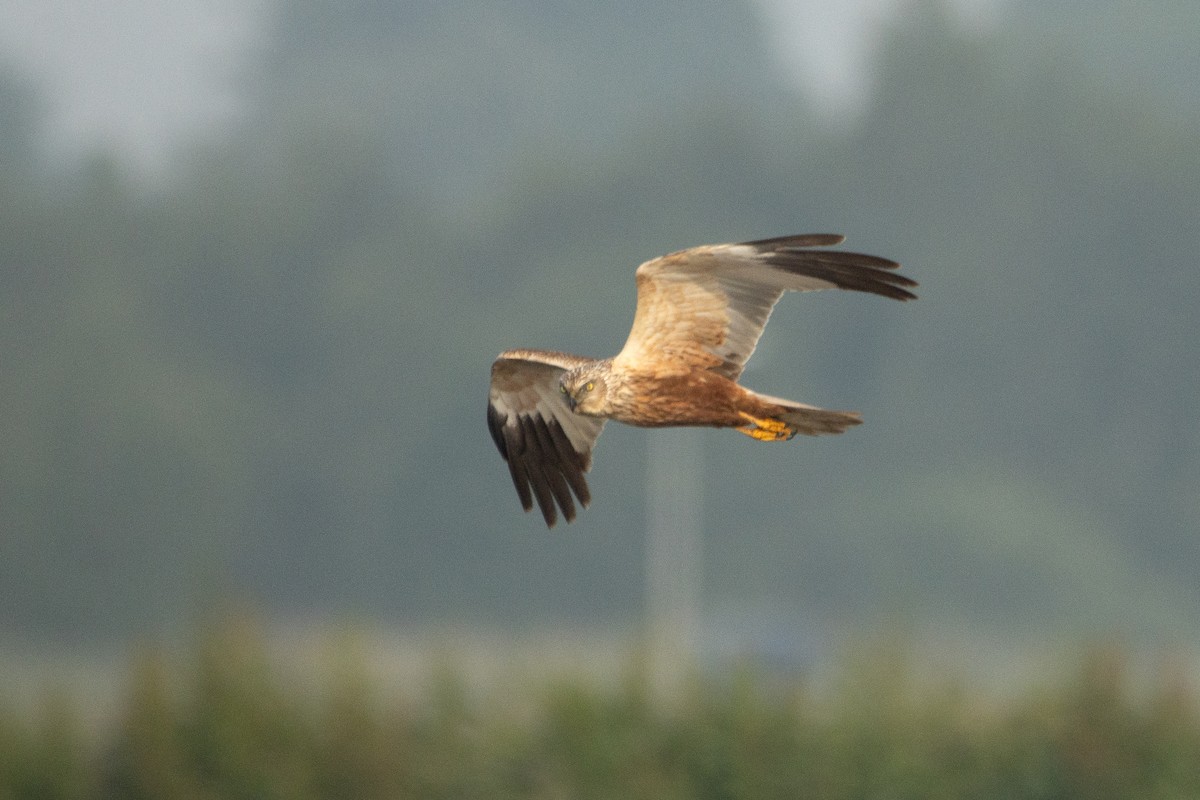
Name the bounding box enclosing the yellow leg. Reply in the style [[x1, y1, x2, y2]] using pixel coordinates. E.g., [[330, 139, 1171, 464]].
[[735, 412, 797, 442]]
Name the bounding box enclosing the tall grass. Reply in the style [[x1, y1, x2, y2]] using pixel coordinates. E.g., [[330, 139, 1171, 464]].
[[2, 617, 1198, 799]]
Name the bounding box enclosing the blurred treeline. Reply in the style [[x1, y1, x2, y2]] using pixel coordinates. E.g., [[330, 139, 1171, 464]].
[[2, 617, 1199, 799], [1, 0, 1199, 645]]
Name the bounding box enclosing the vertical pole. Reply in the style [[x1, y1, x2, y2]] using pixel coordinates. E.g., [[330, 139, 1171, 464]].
[[644, 428, 703, 698]]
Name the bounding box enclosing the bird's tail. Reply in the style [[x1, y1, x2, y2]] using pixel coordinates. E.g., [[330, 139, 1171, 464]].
[[750, 390, 863, 438]]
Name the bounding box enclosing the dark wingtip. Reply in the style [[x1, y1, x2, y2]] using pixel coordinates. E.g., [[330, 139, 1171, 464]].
[[765, 246, 918, 302], [743, 233, 845, 249], [486, 402, 509, 458]]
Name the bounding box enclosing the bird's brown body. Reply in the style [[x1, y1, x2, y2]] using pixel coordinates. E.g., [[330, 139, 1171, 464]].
[[582, 366, 782, 428], [487, 234, 917, 526], [588, 364, 739, 427]]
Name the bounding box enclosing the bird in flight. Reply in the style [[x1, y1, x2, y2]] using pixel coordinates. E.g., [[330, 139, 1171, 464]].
[[487, 234, 916, 527]]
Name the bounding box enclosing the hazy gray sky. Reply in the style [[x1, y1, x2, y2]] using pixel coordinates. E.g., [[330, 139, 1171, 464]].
[[0, 0, 269, 176], [0, 0, 999, 179], [757, 0, 1001, 119]]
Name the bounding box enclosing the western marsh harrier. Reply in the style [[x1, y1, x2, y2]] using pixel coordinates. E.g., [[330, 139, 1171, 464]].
[[487, 234, 916, 527]]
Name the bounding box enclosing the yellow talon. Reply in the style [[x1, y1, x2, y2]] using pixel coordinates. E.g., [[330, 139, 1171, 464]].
[[737, 426, 786, 441], [736, 412, 797, 441]]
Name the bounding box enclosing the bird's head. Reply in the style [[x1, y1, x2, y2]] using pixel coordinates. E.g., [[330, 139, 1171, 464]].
[[560, 365, 610, 416]]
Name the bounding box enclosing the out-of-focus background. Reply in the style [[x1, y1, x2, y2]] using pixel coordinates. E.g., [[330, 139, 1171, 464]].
[[1, 0, 1199, 794]]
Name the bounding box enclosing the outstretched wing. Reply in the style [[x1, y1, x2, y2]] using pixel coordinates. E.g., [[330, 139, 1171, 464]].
[[613, 234, 917, 381], [487, 349, 607, 527]]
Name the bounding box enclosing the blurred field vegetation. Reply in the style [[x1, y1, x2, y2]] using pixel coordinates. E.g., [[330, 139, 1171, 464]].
[[2, 616, 1198, 800]]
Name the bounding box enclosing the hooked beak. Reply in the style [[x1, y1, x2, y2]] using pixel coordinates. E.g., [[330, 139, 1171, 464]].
[[564, 392, 577, 412]]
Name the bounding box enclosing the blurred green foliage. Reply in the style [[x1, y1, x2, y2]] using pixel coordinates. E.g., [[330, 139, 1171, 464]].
[[2, 618, 1198, 799]]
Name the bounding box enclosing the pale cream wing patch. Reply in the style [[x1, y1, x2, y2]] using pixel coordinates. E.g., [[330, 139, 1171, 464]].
[[487, 349, 606, 527], [612, 243, 807, 380], [613, 235, 916, 381]]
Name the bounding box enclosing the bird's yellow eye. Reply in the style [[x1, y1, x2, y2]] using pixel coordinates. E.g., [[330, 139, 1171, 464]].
[[559, 384, 567, 394], [585, 381, 594, 392]]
